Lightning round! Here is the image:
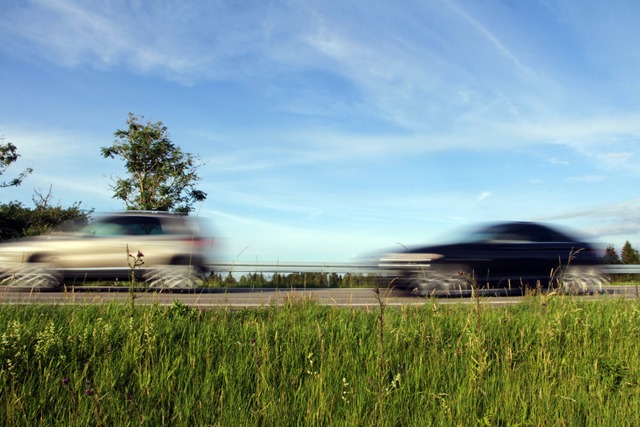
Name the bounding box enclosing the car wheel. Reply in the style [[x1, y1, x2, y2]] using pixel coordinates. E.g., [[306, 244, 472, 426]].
[[144, 265, 204, 288], [558, 266, 609, 294], [410, 264, 472, 296], [0, 262, 62, 290]]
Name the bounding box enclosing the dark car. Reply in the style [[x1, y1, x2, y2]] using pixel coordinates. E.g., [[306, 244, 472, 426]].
[[378, 221, 608, 295], [0, 211, 215, 290]]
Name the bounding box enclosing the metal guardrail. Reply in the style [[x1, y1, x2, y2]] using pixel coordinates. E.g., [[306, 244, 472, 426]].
[[211, 262, 640, 275], [601, 265, 640, 274]]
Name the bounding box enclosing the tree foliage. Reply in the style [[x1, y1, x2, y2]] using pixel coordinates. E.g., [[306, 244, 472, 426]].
[[621, 241, 640, 265], [101, 113, 207, 213], [0, 136, 32, 189], [0, 187, 93, 241], [602, 244, 621, 264]]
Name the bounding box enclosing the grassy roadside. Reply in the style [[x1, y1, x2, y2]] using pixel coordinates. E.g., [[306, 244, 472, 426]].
[[1, 295, 640, 425]]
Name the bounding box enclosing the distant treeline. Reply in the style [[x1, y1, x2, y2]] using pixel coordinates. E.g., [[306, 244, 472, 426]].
[[207, 272, 384, 288], [603, 241, 640, 264]]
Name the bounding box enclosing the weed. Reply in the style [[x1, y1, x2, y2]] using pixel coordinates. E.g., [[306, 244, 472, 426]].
[[126, 244, 144, 284]]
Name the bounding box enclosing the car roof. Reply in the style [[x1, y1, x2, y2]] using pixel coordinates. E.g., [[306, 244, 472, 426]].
[[107, 211, 188, 216]]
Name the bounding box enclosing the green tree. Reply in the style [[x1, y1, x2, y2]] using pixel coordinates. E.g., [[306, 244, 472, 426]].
[[603, 244, 621, 264], [223, 272, 238, 287], [271, 272, 286, 288], [621, 241, 640, 264], [101, 113, 207, 213], [0, 187, 92, 240], [239, 273, 268, 287], [328, 272, 342, 287], [0, 136, 32, 189]]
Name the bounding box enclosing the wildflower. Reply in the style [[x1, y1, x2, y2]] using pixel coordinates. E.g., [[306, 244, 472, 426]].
[[85, 389, 95, 396], [391, 373, 401, 389], [306, 352, 318, 376], [62, 377, 70, 387], [137, 250, 144, 258], [341, 377, 351, 403]]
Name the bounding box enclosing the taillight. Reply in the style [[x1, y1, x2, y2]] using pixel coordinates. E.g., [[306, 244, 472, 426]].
[[187, 237, 214, 249]]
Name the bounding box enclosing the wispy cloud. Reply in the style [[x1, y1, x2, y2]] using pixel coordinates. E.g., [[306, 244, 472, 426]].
[[566, 175, 605, 183], [547, 157, 569, 165], [476, 192, 492, 203], [443, 0, 538, 78], [538, 200, 640, 244]]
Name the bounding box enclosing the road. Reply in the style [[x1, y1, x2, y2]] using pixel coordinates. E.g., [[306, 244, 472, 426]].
[[0, 285, 637, 308]]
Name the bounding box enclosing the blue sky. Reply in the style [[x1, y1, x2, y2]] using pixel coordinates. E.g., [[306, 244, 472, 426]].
[[1, 0, 640, 262]]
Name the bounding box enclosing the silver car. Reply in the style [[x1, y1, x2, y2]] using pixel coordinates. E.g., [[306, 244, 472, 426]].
[[0, 211, 215, 290]]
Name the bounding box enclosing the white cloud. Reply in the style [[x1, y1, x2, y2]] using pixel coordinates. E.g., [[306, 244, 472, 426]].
[[476, 192, 492, 203], [547, 157, 569, 165], [506, 113, 640, 144], [566, 175, 605, 183], [600, 152, 634, 168]]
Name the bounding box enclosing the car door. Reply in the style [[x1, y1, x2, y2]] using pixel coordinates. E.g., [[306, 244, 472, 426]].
[[484, 223, 579, 285], [54, 216, 161, 274], [108, 215, 171, 268], [456, 224, 562, 285]]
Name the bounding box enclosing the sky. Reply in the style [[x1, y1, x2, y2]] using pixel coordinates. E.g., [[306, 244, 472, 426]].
[[1, 0, 640, 263]]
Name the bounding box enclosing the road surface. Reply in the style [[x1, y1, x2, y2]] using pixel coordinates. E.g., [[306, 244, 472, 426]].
[[0, 285, 636, 308]]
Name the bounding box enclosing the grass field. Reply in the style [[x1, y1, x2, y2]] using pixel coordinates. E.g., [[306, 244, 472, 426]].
[[1, 292, 640, 426]]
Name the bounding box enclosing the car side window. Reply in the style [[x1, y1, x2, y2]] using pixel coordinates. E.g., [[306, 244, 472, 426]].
[[511, 224, 560, 242], [492, 233, 530, 242], [115, 217, 163, 235], [86, 223, 126, 237], [485, 225, 530, 242]]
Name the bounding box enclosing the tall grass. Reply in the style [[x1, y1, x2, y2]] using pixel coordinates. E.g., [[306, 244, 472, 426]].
[[1, 295, 640, 425]]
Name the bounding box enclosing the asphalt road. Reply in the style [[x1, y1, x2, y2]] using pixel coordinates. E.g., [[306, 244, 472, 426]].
[[0, 285, 636, 309]]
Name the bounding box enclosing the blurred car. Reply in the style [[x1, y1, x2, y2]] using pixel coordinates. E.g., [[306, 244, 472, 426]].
[[0, 211, 214, 290], [378, 221, 608, 295]]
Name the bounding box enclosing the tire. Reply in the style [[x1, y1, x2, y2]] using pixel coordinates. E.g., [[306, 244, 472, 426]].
[[144, 264, 204, 288], [410, 264, 472, 296], [0, 262, 62, 290], [558, 265, 609, 294]]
